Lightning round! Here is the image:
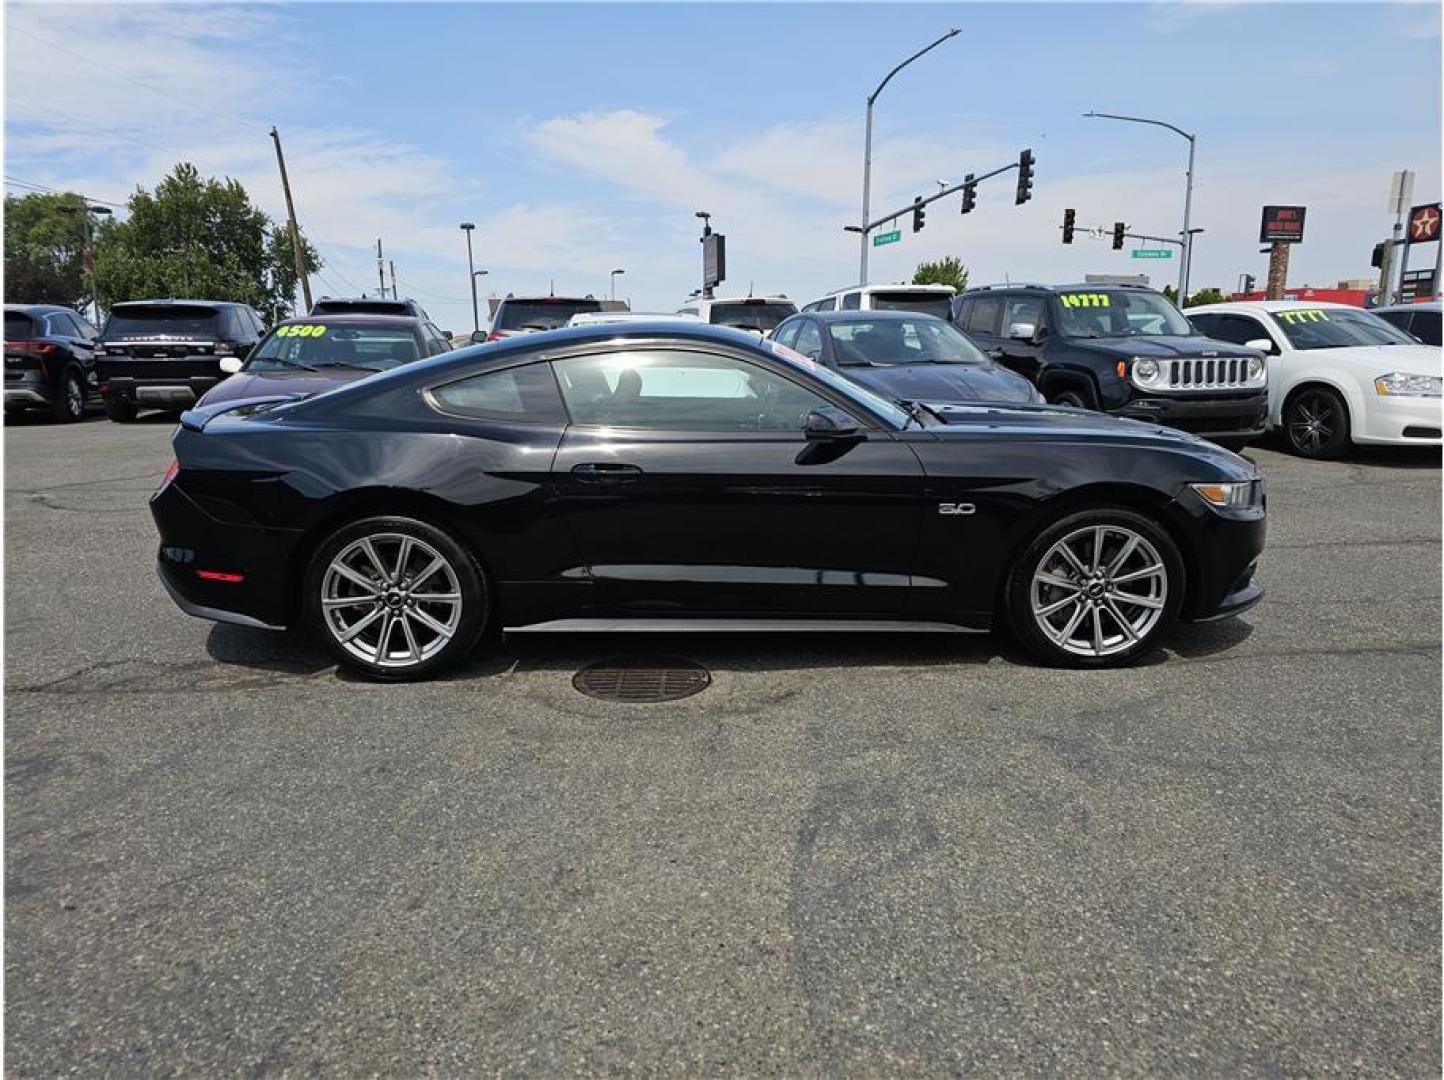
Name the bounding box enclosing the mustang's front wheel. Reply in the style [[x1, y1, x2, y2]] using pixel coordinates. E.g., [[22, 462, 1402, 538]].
[[305, 516, 488, 681], [1005, 507, 1184, 668]]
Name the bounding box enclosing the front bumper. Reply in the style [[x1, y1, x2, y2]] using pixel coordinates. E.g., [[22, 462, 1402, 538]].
[[1118, 393, 1268, 441], [1354, 394, 1444, 446]]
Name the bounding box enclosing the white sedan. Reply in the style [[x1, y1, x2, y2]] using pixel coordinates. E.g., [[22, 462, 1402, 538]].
[[1186, 300, 1442, 458]]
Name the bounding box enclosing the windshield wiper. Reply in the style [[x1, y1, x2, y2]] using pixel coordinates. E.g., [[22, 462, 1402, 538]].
[[312, 361, 382, 372], [896, 399, 943, 428], [265, 357, 319, 372]]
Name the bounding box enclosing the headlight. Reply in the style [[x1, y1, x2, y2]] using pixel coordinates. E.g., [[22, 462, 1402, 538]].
[[1190, 480, 1262, 510], [1374, 372, 1442, 397], [1132, 358, 1161, 384], [1247, 356, 1265, 381]]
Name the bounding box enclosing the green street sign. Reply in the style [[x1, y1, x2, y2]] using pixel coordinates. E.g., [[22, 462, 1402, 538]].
[[873, 230, 902, 247], [1131, 248, 1173, 259]]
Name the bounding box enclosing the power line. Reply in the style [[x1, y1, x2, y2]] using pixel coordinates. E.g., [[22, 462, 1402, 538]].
[[3, 174, 127, 208]]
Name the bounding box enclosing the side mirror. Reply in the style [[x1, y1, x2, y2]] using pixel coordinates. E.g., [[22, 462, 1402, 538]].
[[440, 330, 453, 339], [804, 405, 860, 440], [469, 330, 489, 344], [218, 356, 244, 375], [1245, 337, 1276, 355], [1006, 321, 1037, 342]]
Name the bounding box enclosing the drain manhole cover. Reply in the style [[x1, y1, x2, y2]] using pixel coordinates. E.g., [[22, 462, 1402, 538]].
[[573, 656, 711, 703]]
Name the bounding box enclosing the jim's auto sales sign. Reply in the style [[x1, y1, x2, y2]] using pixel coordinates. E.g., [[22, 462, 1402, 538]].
[[1259, 205, 1306, 244]]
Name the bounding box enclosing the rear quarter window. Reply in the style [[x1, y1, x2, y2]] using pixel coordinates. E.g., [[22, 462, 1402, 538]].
[[428, 362, 567, 423]]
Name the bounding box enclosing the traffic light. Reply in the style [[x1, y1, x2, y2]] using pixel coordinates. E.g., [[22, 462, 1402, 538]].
[[1242, 274, 1256, 294], [1111, 221, 1126, 250], [959, 175, 977, 215], [912, 196, 926, 233], [1371, 242, 1385, 269], [1015, 149, 1035, 205], [1062, 208, 1075, 244]]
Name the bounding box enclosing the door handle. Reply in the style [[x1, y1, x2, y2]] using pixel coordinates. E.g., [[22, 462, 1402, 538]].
[[571, 462, 643, 483]]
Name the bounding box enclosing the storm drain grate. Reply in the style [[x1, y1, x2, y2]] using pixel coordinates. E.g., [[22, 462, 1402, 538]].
[[572, 656, 711, 703]]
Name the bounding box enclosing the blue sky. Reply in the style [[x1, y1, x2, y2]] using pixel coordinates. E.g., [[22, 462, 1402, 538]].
[[6, 2, 1441, 330]]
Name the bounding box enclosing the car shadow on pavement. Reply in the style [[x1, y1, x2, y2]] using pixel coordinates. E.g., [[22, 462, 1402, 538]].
[[204, 617, 1256, 683]]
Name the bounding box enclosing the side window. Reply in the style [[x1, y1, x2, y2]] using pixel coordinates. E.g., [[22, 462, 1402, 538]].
[[1188, 313, 1216, 336], [552, 349, 831, 432], [952, 298, 971, 326], [677, 307, 699, 317], [793, 320, 823, 360], [1207, 314, 1270, 347], [818, 297, 837, 312], [72, 313, 98, 339], [1001, 296, 1044, 337], [424, 324, 450, 354], [773, 320, 800, 348], [966, 296, 1003, 337], [429, 362, 566, 423], [840, 292, 861, 311], [1413, 311, 1441, 347]]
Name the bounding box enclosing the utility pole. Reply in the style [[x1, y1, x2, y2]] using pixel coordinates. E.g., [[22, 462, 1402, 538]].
[[1382, 170, 1414, 305], [389, 260, 397, 300], [858, 28, 959, 286], [269, 126, 312, 313], [376, 238, 387, 299]]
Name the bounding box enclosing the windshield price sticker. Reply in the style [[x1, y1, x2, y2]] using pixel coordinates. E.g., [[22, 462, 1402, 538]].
[[1060, 293, 1111, 308], [1275, 309, 1330, 324], [275, 324, 328, 338]]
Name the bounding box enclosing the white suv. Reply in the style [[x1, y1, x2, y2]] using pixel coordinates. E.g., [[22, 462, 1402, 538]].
[[800, 283, 955, 319], [675, 295, 797, 335]]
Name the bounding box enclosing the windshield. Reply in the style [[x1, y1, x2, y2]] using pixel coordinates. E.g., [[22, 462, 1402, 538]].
[[868, 292, 953, 319], [827, 317, 988, 366], [103, 305, 221, 338], [709, 302, 797, 332], [5, 312, 38, 339], [760, 339, 912, 429], [247, 323, 421, 372], [1053, 290, 1194, 338], [1270, 307, 1420, 350], [498, 299, 602, 331]]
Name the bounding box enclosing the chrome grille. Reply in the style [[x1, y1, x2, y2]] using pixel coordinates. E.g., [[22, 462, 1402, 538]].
[[1164, 357, 1258, 390]]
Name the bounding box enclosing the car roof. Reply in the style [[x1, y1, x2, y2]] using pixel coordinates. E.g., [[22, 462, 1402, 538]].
[[1186, 299, 1357, 313], [497, 295, 599, 303], [5, 304, 75, 314], [819, 283, 954, 296], [961, 282, 1157, 295], [799, 310, 948, 323], [278, 314, 424, 328], [697, 295, 794, 304], [1373, 301, 1441, 314], [110, 298, 242, 308]]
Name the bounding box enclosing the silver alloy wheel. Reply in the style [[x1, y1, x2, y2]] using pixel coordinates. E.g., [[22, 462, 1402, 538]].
[[1030, 523, 1168, 658], [320, 532, 462, 669], [66, 376, 84, 417]]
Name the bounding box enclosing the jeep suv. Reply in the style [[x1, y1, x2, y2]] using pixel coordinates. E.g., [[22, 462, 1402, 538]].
[[952, 283, 1267, 447], [95, 300, 266, 421]]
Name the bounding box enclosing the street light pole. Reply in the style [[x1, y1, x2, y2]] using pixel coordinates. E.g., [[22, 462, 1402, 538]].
[[858, 28, 959, 287], [59, 203, 112, 325], [459, 222, 478, 333], [1084, 111, 1197, 300], [610, 268, 625, 302]]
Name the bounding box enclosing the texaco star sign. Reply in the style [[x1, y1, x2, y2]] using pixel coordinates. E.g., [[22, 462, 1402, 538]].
[[1408, 203, 1441, 243]]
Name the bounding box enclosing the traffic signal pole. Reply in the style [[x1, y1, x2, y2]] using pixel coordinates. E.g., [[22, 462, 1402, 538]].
[[854, 157, 1023, 237]]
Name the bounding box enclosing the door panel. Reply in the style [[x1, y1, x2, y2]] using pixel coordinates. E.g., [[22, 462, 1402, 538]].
[[552, 429, 925, 615]]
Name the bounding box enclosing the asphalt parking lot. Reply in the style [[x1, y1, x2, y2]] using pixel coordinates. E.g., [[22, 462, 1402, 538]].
[[5, 412, 1440, 1076]]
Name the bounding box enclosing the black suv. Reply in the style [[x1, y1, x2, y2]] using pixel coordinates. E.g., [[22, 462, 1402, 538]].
[[4, 304, 103, 422], [952, 283, 1268, 447], [96, 300, 267, 421]]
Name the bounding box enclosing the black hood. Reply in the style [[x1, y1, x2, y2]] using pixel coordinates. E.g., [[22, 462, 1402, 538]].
[[842, 362, 1038, 405], [1070, 335, 1262, 360]]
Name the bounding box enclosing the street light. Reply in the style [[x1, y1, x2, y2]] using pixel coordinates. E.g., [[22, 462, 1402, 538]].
[[858, 28, 959, 286], [609, 268, 626, 302], [1083, 110, 1197, 299], [59, 202, 112, 325], [459, 222, 479, 334]]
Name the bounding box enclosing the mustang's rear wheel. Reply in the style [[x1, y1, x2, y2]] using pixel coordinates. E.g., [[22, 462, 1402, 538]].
[[1005, 507, 1184, 668], [305, 516, 488, 681]]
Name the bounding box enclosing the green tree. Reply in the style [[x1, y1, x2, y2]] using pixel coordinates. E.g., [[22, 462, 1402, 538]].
[[94, 163, 319, 316], [3, 192, 90, 306], [912, 256, 969, 293], [1162, 285, 1229, 307]]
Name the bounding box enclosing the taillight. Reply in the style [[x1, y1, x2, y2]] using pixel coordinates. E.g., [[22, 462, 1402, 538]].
[[5, 341, 58, 355], [158, 459, 179, 492], [486, 332, 505, 341], [195, 570, 245, 583]]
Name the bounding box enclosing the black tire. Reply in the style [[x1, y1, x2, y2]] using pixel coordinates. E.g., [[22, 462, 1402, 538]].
[[1282, 386, 1350, 460], [1048, 386, 1095, 410], [50, 367, 86, 423], [104, 397, 137, 423], [304, 515, 489, 681], [1004, 506, 1185, 668]]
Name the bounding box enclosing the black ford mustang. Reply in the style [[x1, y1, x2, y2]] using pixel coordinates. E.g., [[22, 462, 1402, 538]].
[[151, 322, 1265, 680]]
